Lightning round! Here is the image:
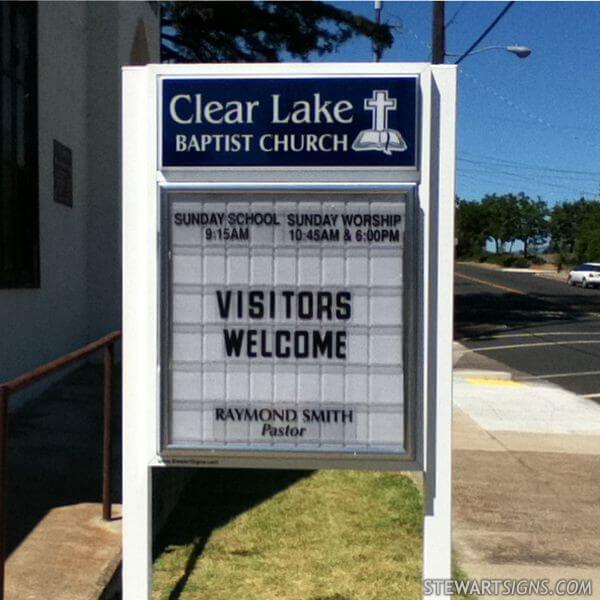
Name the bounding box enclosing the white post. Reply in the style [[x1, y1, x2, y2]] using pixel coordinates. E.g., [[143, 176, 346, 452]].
[[122, 66, 157, 600], [422, 65, 457, 599]]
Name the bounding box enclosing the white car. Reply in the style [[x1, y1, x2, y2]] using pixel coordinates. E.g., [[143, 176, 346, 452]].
[[567, 263, 600, 288]]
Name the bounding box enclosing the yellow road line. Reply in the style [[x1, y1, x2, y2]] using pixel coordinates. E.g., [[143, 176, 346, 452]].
[[466, 377, 525, 387], [463, 340, 600, 352], [455, 272, 527, 295], [519, 370, 600, 380], [460, 332, 600, 341]]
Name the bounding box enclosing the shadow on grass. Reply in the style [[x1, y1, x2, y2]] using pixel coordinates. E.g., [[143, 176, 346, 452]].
[[153, 468, 312, 599]]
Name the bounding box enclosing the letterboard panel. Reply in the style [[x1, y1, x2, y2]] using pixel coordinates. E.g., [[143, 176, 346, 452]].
[[162, 191, 411, 457]]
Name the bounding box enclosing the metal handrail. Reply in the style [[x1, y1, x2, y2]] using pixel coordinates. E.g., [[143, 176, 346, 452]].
[[0, 330, 122, 599]]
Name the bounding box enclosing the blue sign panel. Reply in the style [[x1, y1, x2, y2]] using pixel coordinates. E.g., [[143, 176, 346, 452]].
[[161, 77, 418, 168]]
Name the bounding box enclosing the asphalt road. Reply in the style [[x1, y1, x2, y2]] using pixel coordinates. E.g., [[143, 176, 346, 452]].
[[455, 263, 600, 397]]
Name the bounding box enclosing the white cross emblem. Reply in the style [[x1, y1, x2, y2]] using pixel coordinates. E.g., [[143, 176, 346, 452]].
[[352, 89, 407, 155], [365, 90, 397, 131]]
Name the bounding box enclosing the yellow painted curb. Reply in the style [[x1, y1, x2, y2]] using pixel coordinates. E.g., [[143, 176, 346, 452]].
[[465, 377, 525, 387]]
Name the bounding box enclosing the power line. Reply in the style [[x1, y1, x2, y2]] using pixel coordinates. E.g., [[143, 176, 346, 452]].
[[458, 156, 600, 179], [459, 154, 600, 177], [454, 1, 515, 64], [399, 3, 598, 159], [458, 168, 598, 191], [396, 1, 599, 196], [458, 154, 600, 197], [459, 164, 596, 186], [445, 1, 467, 30], [398, 21, 432, 59], [460, 68, 600, 154], [458, 170, 598, 197], [458, 171, 598, 197], [468, 113, 600, 135], [459, 168, 599, 193]]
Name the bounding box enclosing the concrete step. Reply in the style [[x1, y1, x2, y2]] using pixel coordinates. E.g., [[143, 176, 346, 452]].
[[6, 503, 121, 600]]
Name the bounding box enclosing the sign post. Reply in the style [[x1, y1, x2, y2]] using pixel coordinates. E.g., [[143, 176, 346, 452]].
[[123, 63, 456, 599]]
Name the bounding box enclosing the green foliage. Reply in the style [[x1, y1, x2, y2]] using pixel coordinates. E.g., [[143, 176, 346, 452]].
[[479, 193, 518, 254], [558, 251, 577, 267], [575, 202, 600, 262], [477, 252, 507, 266], [476, 192, 548, 257], [511, 193, 548, 257], [513, 256, 530, 268], [455, 197, 487, 258], [501, 255, 518, 267], [456, 189, 600, 265], [549, 198, 593, 254], [161, 1, 394, 62], [456, 193, 547, 258], [494, 255, 529, 268]]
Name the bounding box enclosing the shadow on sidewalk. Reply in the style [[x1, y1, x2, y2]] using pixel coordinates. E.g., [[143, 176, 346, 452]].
[[6, 364, 122, 557], [152, 468, 312, 600]]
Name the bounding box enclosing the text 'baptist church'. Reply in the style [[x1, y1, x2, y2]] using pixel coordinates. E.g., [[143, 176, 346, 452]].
[[169, 91, 400, 154]]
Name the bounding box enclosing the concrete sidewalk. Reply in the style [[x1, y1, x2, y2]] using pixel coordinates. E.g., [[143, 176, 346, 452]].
[[6, 353, 600, 600], [4, 364, 122, 600], [453, 371, 600, 599]]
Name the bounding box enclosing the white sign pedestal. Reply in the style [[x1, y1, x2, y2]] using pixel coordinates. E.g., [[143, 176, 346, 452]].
[[122, 63, 456, 600]]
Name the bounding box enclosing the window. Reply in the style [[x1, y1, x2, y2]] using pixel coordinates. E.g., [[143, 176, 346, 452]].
[[0, 3, 38, 288]]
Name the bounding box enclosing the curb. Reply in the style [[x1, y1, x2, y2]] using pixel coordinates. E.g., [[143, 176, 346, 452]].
[[99, 561, 121, 600], [500, 268, 546, 273], [452, 341, 468, 367], [533, 271, 569, 283], [454, 368, 513, 381]]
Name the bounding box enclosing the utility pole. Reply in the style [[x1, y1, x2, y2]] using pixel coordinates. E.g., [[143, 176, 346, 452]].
[[432, 1, 445, 64], [374, 0, 383, 62]]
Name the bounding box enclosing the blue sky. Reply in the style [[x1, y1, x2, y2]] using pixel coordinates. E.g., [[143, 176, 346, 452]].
[[314, 1, 600, 206]]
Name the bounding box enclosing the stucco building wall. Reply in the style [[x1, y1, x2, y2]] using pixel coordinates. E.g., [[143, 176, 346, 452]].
[[0, 2, 159, 391]]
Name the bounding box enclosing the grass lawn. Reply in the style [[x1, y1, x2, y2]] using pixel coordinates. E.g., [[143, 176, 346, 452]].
[[152, 469, 467, 600]]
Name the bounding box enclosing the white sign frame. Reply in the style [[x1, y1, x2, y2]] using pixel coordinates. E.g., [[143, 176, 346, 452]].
[[159, 186, 420, 468], [158, 75, 421, 172], [122, 62, 456, 600]]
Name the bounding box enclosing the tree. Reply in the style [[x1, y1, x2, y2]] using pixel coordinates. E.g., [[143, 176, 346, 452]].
[[575, 202, 600, 262], [511, 193, 548, 257], [455, 198, 487, 258], [549, 198, 592, 254], [477, 193, 548, 256], [161, 2, 394, 63], [480, 194, 518, 253]]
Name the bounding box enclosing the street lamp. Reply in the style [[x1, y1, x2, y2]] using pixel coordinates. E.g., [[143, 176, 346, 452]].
[[448, 45, 532, 63]]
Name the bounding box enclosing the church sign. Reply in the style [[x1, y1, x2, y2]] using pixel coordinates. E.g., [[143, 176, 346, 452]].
[[161, 77, 418, 168], [123, 63, 456, 600]]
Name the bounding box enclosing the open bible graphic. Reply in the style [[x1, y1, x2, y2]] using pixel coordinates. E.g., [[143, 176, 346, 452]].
[[352, 90, 408, 155]]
